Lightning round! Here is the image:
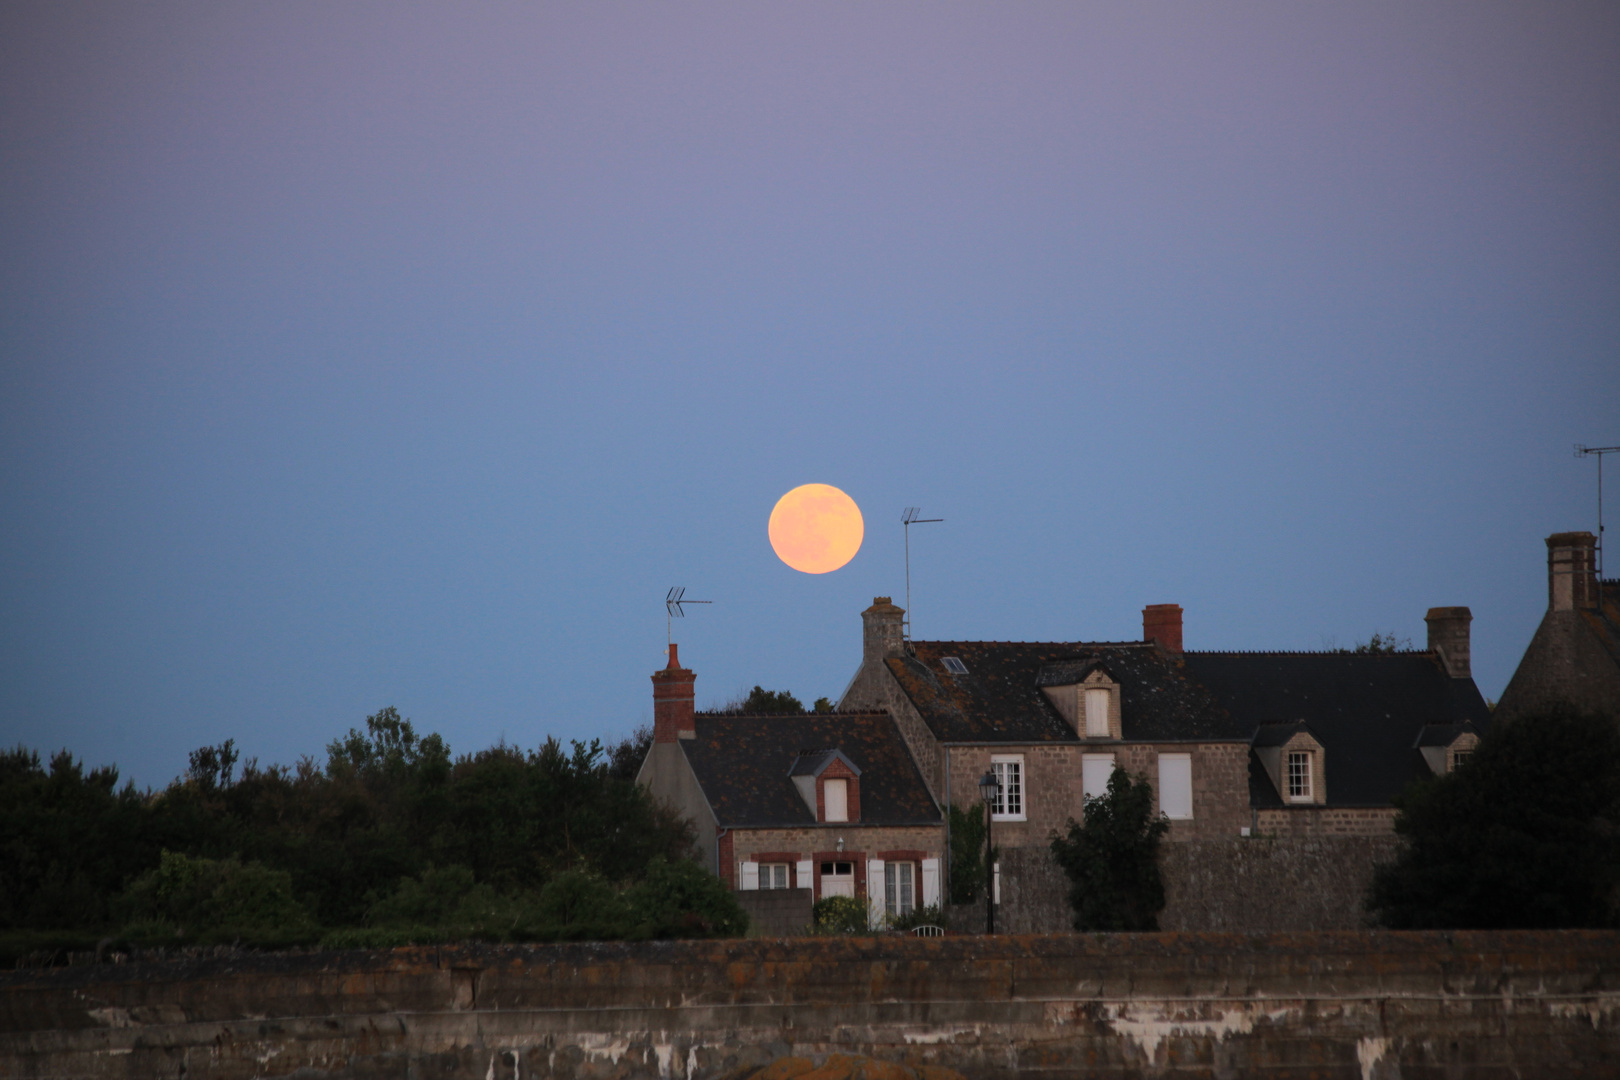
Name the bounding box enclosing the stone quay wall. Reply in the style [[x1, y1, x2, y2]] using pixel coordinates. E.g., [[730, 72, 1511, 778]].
[[3, 931, 1618, 1079]]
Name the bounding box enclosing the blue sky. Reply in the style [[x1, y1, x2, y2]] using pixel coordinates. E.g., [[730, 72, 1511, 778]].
[[3, 3, 1617, 788]]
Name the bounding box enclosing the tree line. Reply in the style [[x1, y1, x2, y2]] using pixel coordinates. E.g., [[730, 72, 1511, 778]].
[[0, 708, 745, 962]]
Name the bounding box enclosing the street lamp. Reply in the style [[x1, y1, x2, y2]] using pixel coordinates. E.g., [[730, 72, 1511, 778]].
[[978, 769, 999, 935]]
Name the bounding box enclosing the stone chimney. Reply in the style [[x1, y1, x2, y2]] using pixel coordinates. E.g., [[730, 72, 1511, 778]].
[[1143, 604, 1183, 653], [862, 597, 905, 665], [1547, 531, 1599, 611], [1424, 607, 1472, 679], [652, 643, 696, 743]]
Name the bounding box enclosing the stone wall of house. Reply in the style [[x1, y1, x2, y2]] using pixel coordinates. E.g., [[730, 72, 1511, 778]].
[[5, 932, 1617, 1078], [941, 741, 1256, 848], [729, 826, 944, 897], [1495, 607, 1620, 723], [973, 836, 1402, 935], [1254, 806, 1398, 838]]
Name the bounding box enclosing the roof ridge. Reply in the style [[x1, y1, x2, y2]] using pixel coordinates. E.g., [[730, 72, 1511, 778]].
[[1184, 649, 1434, 656]]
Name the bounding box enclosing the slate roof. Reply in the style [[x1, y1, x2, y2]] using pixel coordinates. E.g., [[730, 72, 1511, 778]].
[[892, 641, 1231, 743], [681, 713, 940, 829], [892, 640, 1492, 809]]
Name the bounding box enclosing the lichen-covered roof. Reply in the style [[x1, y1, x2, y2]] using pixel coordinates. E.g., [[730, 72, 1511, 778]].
[[681, 713, 940, 829]]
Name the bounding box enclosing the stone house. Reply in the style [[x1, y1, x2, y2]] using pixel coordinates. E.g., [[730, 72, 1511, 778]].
[[1495, 531, 1620, 722], [837, 596, 1492, 873], [637, 645, 945, 922]]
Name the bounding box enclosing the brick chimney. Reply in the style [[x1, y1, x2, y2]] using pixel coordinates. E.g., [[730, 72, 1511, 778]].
[[1143, 604, 1183, 653], [652, 643, 696, 743], [1424, 606, 1472, 678], [862, 597, 905, 665], [1547, 531, 1599, 612]]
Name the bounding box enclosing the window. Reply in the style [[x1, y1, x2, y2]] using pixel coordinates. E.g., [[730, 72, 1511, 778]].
[[1158, 754, 1192, 819], [884, 862, 915, 916], [759, 863, 790, 889], [1287, 751, 1312, 800], [1451, 750, 1472, 771], [1084, 687, 1111, 737], [823, 778, 848, 822], [942, 656, 968, 675], [820, 861, 854, 898], [1082, 753, 1115, 802], [991, 756, 1024, 820]]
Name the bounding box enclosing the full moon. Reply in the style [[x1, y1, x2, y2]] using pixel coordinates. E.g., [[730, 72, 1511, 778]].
[[768, 484, 864, 574]]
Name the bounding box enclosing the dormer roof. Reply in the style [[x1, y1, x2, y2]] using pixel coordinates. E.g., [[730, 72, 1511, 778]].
[[788, 748, 862, 778]]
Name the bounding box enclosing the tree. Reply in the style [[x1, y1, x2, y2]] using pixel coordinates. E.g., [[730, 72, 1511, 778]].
[[946, 803, 987, 903], [1367, 706, 1620, 929], [740, 686, 805, 714], [1352, 632, 1412, 654], [1049, 767, 1170, 931]]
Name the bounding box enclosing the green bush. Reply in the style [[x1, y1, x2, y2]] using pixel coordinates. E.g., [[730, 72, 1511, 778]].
[[1049, 767, 1169, 931], [811, 894, 870, 934], [114, 850, 319, 945], [626, 858, 748, 938]]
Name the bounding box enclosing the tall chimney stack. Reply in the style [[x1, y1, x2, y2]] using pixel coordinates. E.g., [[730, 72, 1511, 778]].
[[652, 644, 696, 743], [1547, 531, 1599, 612], [1424, 607, 1472, 679], [862, 597, 905, 664], [1143, 604, 1184, 653]]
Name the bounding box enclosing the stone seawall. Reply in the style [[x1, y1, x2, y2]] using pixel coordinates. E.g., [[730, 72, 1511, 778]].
[[2, 931, 1618, 1078]]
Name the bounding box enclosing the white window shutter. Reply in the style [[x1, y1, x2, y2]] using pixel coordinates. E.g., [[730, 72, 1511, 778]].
[[992, 861, 1001, 906], [866, 859, 886, 927], [1158, 754, 1193, 819], [921, 858, 940, 908], [740, 861, 759, 890], [795, 859, 812, 890]]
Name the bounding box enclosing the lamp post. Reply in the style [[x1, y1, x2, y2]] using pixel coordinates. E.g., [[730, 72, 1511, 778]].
[[978, 769, 999, 935]]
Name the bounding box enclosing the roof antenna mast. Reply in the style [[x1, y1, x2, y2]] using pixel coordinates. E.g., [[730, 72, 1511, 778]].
[[665, 587, 711, 652], [901, 507, 943, 642], [1576, 444, 1620, 579]]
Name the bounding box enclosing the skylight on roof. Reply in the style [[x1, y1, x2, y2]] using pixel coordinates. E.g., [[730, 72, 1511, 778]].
[[942, 656, 968, 675]]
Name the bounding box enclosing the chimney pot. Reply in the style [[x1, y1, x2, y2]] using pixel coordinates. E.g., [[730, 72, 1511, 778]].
[[1143, 604, 1183, 653], [1424, 606, 1472, 679], [1546, 531, 1599, 612]]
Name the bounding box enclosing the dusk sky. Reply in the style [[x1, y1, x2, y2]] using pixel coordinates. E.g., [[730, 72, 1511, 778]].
[[3, 3, 1617, 789]]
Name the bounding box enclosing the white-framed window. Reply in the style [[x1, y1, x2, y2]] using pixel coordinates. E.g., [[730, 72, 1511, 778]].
[[1451, 750, 1472, 771], [1082, 753, 1115, 802], [991, 755, 1025, 820], [1287, 751, 1312, 801], [1158, 753, 1193, 820], [823, 778, 849, 822], [759, 863, 790, 889], [884, 862, 915, 916], [1084, 687, 1111, 737]]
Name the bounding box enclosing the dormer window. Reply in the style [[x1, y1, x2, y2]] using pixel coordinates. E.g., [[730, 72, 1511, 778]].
[[1035, 659, 1121, 739], [1451, 750, 1472, 769], [1251, 722, 1326, 806], [1287, 751, 1313, 801], [789, 748, 862, 824]]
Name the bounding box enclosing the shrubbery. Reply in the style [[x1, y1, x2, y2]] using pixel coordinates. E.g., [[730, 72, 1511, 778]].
[[0, 710, 741, 961]]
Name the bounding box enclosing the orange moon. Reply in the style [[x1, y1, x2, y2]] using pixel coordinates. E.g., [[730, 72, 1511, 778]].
[[768, 484, 864, 574]]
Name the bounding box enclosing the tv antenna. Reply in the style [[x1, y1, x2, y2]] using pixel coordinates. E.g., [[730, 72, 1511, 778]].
[[665, 586, 711, 648], [1576, 444, 1620, 578], [902, 507, 943, 641]]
